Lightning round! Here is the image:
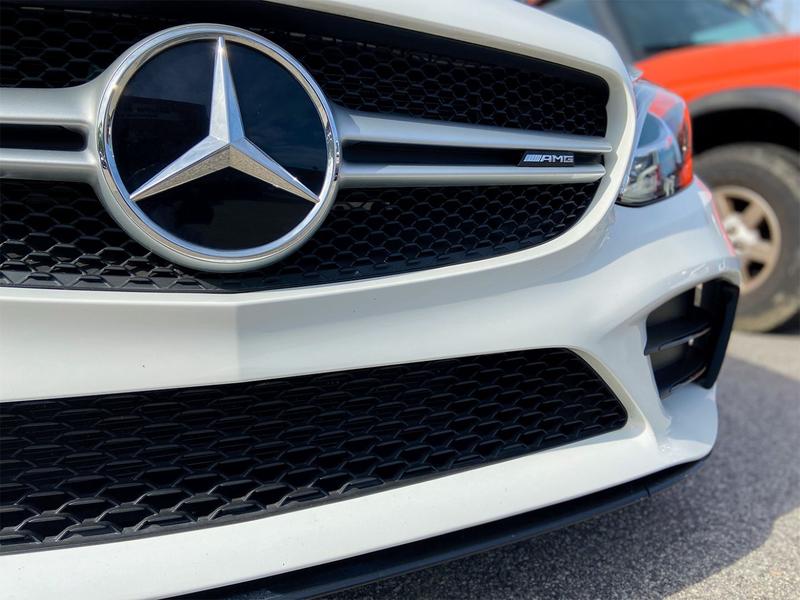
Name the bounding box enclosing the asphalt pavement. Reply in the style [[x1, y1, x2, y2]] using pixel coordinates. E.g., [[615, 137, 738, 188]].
[[327, 329, 800, 600]]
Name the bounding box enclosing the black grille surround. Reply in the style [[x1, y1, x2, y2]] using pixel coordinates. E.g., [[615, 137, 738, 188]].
[[0, 179, 600, 292], [0, 349, 627, 550], [0, 2, 609, 137]]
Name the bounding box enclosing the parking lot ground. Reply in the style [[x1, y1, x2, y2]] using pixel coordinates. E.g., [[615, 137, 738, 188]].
[[327, 330, 800, 600]]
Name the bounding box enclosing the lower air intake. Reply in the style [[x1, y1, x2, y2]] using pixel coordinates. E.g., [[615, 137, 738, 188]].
[[0, 349, 626, 550], [645, 279, 739, 398]]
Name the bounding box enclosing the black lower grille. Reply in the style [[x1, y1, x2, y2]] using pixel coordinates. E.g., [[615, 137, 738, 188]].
[[0, 3, 608, 136], [0, 349, 626, 550], [0, 179, 599, 292]]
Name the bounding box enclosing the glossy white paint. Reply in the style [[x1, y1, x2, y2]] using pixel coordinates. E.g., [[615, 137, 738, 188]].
[[0, 178, 738, 599], [0, 180, 735, 404], [0, 1, 740, 598], [4, 386, 716, 600]]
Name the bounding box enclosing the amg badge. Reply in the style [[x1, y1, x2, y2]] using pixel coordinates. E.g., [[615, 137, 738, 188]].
[[519, 151, 575, 167]]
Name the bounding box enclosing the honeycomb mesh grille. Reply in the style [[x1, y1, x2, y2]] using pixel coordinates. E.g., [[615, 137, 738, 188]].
[[0, 4, 608, 136], [0, 349, 627, 549], [0, 179, 599, 292]]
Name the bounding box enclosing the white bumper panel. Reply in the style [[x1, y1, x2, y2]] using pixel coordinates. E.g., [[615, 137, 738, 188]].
[[5, 389, 714, 600], [1, 180, 738, 599], [1, 182, 736, 407]]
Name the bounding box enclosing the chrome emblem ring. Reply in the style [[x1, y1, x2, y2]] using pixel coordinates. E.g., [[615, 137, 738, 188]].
[[96, 24, 340, 272]]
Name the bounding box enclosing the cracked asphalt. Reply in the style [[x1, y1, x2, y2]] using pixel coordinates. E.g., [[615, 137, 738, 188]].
[[326, 330, 800, 600]]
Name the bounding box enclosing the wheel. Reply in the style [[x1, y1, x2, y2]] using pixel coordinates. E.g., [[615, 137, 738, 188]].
[[695, 143, 800, 332]]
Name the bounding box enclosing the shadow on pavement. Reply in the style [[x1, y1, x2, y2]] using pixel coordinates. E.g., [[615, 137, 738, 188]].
[[772, 314, 800, 335], [330, 355, 800, 600]]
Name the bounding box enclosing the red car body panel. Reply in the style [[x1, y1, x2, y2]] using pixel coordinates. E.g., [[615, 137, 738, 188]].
[[635, 35, 800, 103]]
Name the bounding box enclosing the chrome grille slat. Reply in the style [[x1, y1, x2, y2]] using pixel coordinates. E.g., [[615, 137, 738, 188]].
[[0, 148, 97, 182], [0, 85, 96, 131], [334, 108, 612, 153], [337, 162, 605, 189], [334, 107, 609, 188], [0, 82, 609, 189]]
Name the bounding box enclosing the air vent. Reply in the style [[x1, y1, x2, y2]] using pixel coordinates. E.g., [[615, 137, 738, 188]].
[[645, 280, 738, 399], [0, 124, 84, 151]]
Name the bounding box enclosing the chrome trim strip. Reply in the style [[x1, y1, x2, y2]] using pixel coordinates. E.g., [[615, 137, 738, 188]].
[[334, 106, 612, 153], [0, 81, 611, 193], [338, 162, 605, 188], [0, 149, 604, 188], [0, 85, 98, 133], [0, 148, 97, 182]]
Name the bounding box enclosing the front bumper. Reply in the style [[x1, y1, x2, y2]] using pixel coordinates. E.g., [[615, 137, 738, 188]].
[[0, 179, 738, 599], [184, 458, 707, 600]]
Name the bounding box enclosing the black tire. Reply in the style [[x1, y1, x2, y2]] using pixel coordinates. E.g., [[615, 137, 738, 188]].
[[695, 143, 800, 332]]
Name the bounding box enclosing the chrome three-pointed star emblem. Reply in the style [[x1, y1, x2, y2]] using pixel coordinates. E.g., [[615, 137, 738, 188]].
[[96, 25, 339, 273], [130, 37, 319, 206]]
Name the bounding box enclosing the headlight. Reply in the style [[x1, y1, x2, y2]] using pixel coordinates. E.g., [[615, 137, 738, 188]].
[[619, 81, 693, 206]]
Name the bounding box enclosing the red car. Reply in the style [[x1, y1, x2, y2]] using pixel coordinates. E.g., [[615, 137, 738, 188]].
[[537, 0, 800, 331]]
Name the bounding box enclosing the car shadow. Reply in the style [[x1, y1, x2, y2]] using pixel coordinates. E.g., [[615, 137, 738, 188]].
[[773, 315, 800, 335], [329, 355, 800, 599]]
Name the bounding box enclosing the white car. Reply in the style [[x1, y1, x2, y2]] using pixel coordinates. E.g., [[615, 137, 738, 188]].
[[0, 1, 739, 598]]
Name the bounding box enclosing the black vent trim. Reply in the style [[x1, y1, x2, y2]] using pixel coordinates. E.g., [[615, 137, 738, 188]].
[[645, 280, 739, 399], [0, 179, 599, 292], [0, 348, 627, 550], [0, 2, 609, 137], [0, 124, 85, 151]]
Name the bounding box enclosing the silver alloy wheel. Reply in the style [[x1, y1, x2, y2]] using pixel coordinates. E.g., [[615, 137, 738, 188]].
[[712, 185, 781, 294]]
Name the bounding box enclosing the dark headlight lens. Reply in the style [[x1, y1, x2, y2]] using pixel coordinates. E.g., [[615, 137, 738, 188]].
[[619, 81, 693, 206]]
